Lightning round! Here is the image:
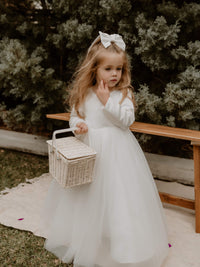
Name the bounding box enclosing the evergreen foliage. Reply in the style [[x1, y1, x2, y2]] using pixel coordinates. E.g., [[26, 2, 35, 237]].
[[0, 0, 199, 133]]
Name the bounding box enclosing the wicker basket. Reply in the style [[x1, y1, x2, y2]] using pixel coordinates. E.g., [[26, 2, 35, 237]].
[[47, 128, 96, 188]]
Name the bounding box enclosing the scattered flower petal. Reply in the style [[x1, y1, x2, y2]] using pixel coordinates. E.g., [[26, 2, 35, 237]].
[[18, 218, 24, 221], [168, 243, 172, 247]]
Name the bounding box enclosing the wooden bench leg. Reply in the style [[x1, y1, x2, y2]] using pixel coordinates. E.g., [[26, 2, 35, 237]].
[[193, 145, 200, 233]]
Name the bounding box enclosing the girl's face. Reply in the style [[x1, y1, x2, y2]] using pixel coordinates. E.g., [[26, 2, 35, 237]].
[[96, 51, 124, 90]]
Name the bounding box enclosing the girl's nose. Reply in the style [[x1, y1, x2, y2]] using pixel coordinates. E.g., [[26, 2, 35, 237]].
[[112, 70, 117, 75]]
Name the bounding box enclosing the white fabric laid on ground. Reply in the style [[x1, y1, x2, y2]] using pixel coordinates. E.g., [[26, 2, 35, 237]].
[[0, 173, 49, 237], [0, 173, 199, 266]]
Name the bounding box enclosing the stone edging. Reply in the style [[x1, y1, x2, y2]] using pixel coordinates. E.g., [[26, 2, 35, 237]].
[[0, 129, 48, 156]]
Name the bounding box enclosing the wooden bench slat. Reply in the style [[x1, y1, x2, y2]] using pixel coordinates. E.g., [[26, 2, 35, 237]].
[[47, 113, 200, 142], [191, 141, 200, 146], [46, 113, 70, 121], [130, 122, 200, 142], [159, 192, 195, 210]]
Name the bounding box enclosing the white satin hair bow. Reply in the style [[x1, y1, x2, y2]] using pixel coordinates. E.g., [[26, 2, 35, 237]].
[[99, 31, 126, 51]]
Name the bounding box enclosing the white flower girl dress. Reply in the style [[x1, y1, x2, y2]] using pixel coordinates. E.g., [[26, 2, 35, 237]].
[[41, 90, 169, 267]]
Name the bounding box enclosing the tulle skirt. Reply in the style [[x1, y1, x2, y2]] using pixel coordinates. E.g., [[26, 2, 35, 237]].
[[41, 127, 169, 267]]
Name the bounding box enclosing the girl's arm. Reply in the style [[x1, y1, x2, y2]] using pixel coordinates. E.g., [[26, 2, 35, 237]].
[[69, 107, 88, 135], [96, 80, 135, 130], [102, 91, 135, 130]]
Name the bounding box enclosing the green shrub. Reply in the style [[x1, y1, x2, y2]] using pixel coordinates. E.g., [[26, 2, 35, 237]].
[[0, 0, 199, 133]]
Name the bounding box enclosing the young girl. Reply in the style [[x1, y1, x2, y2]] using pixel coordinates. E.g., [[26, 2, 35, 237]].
[[42, 31, 169, 267]]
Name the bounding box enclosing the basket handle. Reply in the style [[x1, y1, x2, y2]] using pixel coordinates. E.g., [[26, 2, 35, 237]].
[[52, 127, 78, 158]]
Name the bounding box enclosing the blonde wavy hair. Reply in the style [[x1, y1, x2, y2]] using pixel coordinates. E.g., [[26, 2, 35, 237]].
[[68, 34, 135, 117]]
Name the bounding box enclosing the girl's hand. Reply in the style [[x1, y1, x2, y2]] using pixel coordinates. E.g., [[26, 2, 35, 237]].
[[75, 122, 88, 134], [96, 80, 110, 106]]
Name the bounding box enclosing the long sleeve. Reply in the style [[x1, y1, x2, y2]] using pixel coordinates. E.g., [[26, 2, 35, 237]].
[[69, 107, 85, 128], [102, 92, 135, 130], [69, 106, 86, 138]]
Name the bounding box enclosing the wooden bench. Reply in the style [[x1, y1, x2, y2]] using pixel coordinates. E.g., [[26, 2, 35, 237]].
[[46, 112, 200, 233]]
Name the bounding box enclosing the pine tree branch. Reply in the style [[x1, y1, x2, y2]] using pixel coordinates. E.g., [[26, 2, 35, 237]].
[[40, 0, 47, 11]]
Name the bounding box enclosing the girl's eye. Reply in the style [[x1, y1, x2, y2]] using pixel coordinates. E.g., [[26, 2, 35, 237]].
[[105, 68, 111, 71], [117, 68, 122, 71]]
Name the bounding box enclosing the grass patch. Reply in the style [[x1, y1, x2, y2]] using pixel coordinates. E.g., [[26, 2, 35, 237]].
[[0, 224, 72, 266], [0, 148, 49, 191], [0, 149, 72, 266]]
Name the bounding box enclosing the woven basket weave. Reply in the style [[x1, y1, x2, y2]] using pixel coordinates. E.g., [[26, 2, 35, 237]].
[[47, 128, 96, 188]]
